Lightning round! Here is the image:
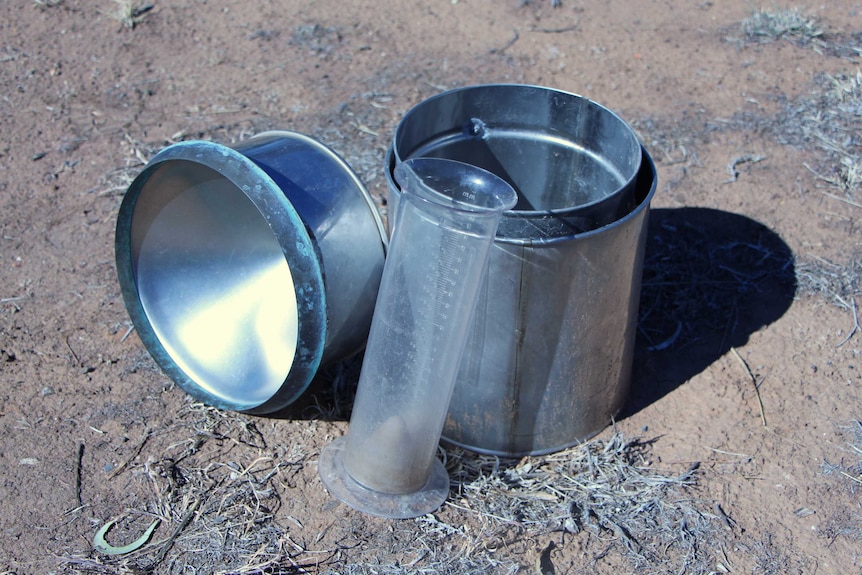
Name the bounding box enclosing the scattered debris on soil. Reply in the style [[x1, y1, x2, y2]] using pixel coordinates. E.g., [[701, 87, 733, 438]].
[[741, 7, 824, 46]]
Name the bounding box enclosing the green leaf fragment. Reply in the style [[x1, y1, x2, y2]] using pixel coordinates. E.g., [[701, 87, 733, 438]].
[[94, 517, 161, 555]]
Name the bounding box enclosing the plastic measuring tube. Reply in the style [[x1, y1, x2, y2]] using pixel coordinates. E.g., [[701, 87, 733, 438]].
[[318, 157, 517, 518]]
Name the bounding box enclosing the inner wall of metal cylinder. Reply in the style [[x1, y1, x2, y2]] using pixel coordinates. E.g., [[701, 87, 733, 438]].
[[409, 129, 632, 212], [130, 160, 299, 406]]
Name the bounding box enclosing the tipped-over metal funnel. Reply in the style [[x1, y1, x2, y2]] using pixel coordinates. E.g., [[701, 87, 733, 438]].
[[115, 131, 387, 413]]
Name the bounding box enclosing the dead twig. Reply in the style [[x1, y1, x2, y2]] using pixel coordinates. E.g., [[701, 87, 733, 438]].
[[731, 347, 767, 427], [821, 190, 862, 210], [837, 297, 859, 347], [152, 497, 202, 567], [120, 324, 135, 342], [646, 321, 682, 351], [839, 470, 862, 486], [713, 502, 737, 531], [108, 428, 152, 479], [531, 21, 579, 34], [724, 154, 766, 183], [76, 443, 84, 508], [0, 296, 27, 303], [350, 122, 378, 137], [64, 335, 82, 367], [490, 29, 519, 54]]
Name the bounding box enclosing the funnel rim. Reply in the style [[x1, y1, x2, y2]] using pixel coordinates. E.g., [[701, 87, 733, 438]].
[[115, 139, 327, 413]]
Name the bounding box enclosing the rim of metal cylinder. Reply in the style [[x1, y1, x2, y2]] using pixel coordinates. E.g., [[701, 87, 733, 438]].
[[390, 84, 643, 240], [508, 145, 657, 247], [115, 139, 328, 413]]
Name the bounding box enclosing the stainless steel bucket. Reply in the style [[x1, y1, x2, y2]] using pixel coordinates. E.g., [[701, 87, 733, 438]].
[[116, 131, 387, 413], [387, 85, 654, 456]]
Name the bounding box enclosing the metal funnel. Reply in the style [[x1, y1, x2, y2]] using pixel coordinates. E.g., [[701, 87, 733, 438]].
[[115, 131, 387, 413]]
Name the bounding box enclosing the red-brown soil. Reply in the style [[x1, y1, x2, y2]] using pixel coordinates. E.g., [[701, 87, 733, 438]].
[[1, 1, 861, 573]]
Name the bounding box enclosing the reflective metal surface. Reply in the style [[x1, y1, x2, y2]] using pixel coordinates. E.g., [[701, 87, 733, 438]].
[[445, 150, 656, 456], [388, 85, 655, 456], [391, 84, 642, 240], [131, 161, 301, 408], [116, 132, 386, 413]]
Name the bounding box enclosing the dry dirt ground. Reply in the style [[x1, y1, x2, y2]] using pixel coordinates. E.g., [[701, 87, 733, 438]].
[[2, 0, 862, 573]]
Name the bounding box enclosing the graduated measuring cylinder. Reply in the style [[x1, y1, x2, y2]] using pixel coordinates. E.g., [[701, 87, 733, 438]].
[[319, 157, 517, 518]]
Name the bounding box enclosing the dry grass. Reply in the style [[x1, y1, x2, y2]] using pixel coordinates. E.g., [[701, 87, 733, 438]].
[[736, 532, 818, 575], [821, 420, 862, 544], [96, 123, 260, 198], [719, 55, 862, 312], [719, 29, 862, 312], [110, 0, 154, 30], [57, 395, 723, 575], [441, 432, 724, 574], [799, 71, 862, 194], [796, 254, 862, 310], [733, 67, 862, 197], [844, 420, 862, 489], [59, 403, 311, 575], [630, 116, 707, 169], [729, 7, 862, 196], [96, 133, 158, 197], [313, 430, 724, 574], [320, 552, 521, 575], [741, 7, 823, 46], [731, 68, 862, 197]]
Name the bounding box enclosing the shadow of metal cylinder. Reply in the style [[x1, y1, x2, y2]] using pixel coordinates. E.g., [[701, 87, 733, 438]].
[[115, 131, 387, 413]]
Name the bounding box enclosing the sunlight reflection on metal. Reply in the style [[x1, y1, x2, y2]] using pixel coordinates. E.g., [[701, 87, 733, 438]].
[[135, 176, 298, 407]]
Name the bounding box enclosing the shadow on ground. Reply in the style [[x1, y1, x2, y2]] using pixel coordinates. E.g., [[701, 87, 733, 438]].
[[622, 207, 797, 419], [278, 354, 364, 421]]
